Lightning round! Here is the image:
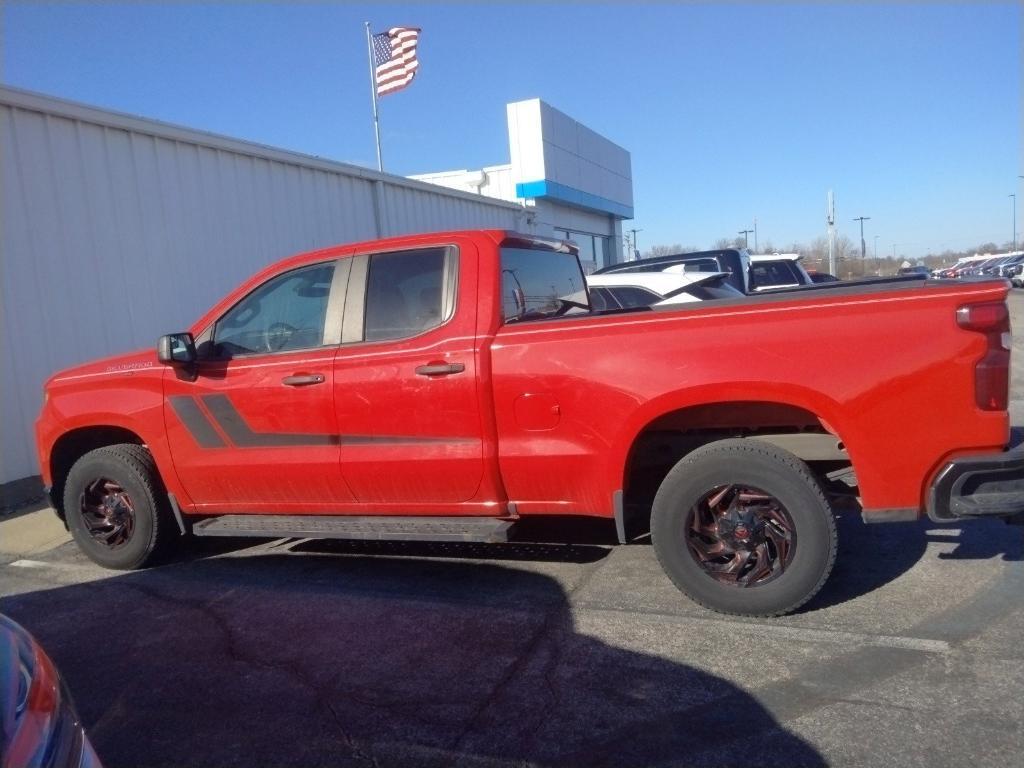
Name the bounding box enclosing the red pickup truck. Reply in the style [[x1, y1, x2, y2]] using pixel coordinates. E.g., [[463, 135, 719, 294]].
[[35, 230, 1024, 616]]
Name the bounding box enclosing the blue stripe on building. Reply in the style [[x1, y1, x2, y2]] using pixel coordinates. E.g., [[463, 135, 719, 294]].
[[515, 180, 634, 219]]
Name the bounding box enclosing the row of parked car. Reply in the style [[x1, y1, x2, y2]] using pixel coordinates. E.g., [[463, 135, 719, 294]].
[[597, 248, 1024, 311], [585, 248, 833, 309], [930, 253, 1024, 286]]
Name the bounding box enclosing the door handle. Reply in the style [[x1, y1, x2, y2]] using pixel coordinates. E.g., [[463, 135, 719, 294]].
[[281, 373, 325, 386], [415, 362, 465, 377]]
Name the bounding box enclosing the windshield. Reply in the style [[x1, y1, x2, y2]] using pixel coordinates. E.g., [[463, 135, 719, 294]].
[[500, 247, 590, 322]]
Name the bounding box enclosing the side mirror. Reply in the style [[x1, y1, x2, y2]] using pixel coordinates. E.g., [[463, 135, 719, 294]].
[[157, 333, 196, 364]]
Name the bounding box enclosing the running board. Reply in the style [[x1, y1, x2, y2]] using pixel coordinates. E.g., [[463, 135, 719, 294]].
[[191, 514, 516, 543]]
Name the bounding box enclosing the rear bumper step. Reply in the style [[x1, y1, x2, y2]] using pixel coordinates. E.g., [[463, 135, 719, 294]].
[[928, 449, 1024, 522], [191, 514, 516, 543]]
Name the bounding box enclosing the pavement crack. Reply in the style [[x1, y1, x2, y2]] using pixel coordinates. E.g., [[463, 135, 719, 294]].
[[118, 582, 380, 767], [441, 553, 612, 765]]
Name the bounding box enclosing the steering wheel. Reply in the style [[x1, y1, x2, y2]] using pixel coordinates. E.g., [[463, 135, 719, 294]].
[[263, 322, 297, 353]]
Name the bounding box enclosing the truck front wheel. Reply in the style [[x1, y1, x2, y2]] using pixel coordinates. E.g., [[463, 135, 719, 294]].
[[651, 439, 837, 617], [63, 444, 177, 570]]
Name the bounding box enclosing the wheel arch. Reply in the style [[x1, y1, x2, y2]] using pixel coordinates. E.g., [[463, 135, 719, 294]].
[[611, 388, 858, 535], [49, 426, 146, 519]]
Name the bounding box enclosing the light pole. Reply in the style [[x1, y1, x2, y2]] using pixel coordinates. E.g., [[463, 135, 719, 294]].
[[738, 229, 753, 249], [753, 217, 758, 253], [629, 228, 643, 260], [853, 216, 870, 276], [1011, 194, 1017, 251], [873, 235, 879, 275]]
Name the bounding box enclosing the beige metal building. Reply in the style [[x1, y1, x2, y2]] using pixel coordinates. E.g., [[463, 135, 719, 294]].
[[0, 86, 533, 484]]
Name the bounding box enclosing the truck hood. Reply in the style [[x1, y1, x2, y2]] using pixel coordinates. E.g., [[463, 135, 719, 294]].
[[47, 348, 161, 386]]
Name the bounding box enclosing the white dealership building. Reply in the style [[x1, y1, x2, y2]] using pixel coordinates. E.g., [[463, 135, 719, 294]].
[[0, 87, 633, 486], [411, 98, 633, 274]]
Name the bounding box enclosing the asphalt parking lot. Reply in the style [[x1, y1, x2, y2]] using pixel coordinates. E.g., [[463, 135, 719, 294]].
[[3, 291, 1024, 768]]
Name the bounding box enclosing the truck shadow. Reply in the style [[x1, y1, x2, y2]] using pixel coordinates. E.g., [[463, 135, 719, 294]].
[[1, 555, 825, 768], [177, 503, 1021, 622], [803, 508, 1023, 611]]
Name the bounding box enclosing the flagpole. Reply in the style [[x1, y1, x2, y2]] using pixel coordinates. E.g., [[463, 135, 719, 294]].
[[364, 21, 383, 172]]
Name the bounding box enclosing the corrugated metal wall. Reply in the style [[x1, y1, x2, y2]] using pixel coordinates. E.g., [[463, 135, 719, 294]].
[[0, 86, 528, 484]]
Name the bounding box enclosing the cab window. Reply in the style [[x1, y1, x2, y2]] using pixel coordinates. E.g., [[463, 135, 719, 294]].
[[363, 248, 452, 342], [213, 262, 335, 357]]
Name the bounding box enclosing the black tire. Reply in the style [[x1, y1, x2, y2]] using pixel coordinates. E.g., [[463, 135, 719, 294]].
[[63, 444, 177, 570], [651, 439, 837, 617]]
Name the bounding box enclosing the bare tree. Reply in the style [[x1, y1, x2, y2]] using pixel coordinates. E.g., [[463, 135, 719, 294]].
[[645, 244, 683, 258], [642, 244, 700, 258]]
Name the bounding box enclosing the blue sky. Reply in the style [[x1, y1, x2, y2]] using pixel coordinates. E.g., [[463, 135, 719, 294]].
[[4, 2, 1021, 257]]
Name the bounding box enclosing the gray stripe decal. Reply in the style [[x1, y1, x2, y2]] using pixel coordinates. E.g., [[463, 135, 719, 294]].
[[340, 435, 477, 445], [169, 396, 226, 448], [202, 394, 340, 447], [182, 393, 477, 449]]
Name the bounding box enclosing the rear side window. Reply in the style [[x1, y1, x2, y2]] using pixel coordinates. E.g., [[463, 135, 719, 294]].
[[364, 248, 451, 342], [751, 261, 800, 288], [500, 247, 590, 322], [588, 286, 618, 311], [607, 286, 663, 308]]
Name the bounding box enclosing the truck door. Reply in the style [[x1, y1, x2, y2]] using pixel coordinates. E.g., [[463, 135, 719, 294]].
[[331, 244, 486, 507], [163, 258, 354, 512]]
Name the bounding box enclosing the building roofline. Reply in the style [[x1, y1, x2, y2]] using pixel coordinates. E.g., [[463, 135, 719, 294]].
[[0, 84, 525, 212]]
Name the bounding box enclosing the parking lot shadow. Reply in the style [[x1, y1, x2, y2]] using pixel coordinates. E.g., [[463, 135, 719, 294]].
[[1, 553, 825, 768], [804, 504, 1023, 611], [802, 508, 928, 611], [929, 519, 1023, 561]]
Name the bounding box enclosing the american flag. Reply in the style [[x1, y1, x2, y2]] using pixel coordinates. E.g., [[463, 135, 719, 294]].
[[372, 27, 420, 97]]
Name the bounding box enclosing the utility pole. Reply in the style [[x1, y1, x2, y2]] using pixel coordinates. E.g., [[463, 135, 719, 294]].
[[738, 229, 753, 249], [853, 216, 870, 276], [853, 217, 871, 259], [826, 190, 836, 276], [753, 217, 758, 253], [874, 235, 879, 276], [629, 228, 643, 259]]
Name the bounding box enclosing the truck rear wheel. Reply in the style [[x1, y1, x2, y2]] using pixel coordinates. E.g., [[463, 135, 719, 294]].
[[63, 444, 177, 570], [651, 439, 837, 617]]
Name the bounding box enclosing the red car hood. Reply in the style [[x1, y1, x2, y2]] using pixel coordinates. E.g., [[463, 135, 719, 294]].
[[47, 348, 160, 386]]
